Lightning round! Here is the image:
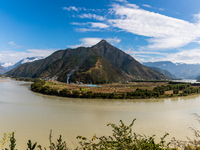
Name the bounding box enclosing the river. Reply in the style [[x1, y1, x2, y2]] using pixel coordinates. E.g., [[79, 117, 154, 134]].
[[1, 79, 200, 149]]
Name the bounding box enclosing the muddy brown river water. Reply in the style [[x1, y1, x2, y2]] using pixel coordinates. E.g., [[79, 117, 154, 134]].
[[0, 79, 200, 149]]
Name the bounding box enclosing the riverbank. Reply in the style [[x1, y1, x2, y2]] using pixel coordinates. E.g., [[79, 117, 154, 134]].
[[0, 77, 11, 81], [2, 80, 200, 149], [30, 80, 200, 99]]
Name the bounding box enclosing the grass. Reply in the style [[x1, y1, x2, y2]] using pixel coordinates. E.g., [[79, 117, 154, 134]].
[[45, 82, 54, 85], [44, 81, 169, 94], [79, 88, 91, 91]]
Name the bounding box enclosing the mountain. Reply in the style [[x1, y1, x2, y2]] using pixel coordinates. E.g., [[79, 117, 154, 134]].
[[148, 67, 176, 79], [143, 61, 200, 79], [7, 40, 168, 83], [195, 75, 200, 80], [90, 40, 168, 80], [68, 56, 131, 83], [0, 65, 8, 74], [7, 56, 44, 71]]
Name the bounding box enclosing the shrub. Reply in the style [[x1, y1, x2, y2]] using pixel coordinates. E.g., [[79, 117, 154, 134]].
[[77, 119, 170, 150], [50, 89, 59, 95], [173, 89, 179, 94], [72, 90, 80, 98], [59, 89, 71, 97]]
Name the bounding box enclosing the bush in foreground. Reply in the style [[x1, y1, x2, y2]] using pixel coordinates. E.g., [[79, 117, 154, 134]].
[[2, 117, 200, 150], [0, 119, 172, 150], [76, 119, 171, 150]]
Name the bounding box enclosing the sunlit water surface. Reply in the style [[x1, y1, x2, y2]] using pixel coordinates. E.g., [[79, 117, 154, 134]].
[[1, 79, 200, 149]]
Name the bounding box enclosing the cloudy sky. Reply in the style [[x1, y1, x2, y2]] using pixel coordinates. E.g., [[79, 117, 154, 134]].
[[1, 0, 200, 67]]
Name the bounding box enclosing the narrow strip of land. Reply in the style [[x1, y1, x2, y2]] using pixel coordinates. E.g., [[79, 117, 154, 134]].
[[30, 79, 200, 99]]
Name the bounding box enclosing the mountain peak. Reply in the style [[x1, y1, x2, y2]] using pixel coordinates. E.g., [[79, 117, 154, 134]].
[[99, 39, 107, 43], [94, 39, 110, 47], [7, 41, 168, 80]]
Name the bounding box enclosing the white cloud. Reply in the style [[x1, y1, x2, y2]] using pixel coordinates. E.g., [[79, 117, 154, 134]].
[[8, 41, 23, 48], [0, 49, 57, 65], [78, 13, 106, 21], [142, 4, 152, 8], [2, 63, 12, 67], [125, 4, 139, 9], [90, 22, 109, 28], [68, 38, 102, 48], [72, 22, 109, 32], [66, 2, 200, 52], [71, 22, 88, 26], [113, 0, 127, 3], [108, 3, 200, 49], [123, 48, 166, 57], [163, 49, 200, 64], [62, 6, 79, 11], [133, 51, 167, 55], [124, 48, 135, 57], [8, 41, 16, 46], [62, 6, 103, 12], [75, 28, 101, 32], [71, 22, 109, 28], [106, 37, 121, 44], [67, 37, 121, 48], [134, 48, 200, 64], [193, 12, 200, 24]]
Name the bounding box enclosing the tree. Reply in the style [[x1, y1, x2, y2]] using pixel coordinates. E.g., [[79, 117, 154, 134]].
[[173, 89, 179, 94]]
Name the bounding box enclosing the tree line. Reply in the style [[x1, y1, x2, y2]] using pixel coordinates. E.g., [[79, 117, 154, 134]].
[[30, 80, 200, 99]]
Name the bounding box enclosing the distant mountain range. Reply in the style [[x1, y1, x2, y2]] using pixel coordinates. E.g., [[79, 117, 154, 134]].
[[0, 65, 8, 74], [7, 56, 44, 71], [148, 67, 177, 79], [6, 40, 168, 83], [0, 57, 44, 74], [4, 45, 200, 81], [143, 61, 200, 79]]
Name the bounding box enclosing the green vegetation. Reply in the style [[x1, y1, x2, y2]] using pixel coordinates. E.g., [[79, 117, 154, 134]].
[[69, 55, 131, 84], [76, 119, 171, 150], [31, 80, 200, 99], [132, 80, 169, 82], [2, 117, 200, 149], [0, 130, 67, 150], [12, 77, 36, 82]]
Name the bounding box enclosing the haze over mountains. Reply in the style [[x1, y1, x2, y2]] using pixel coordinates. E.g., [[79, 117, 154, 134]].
[[147, 67, 177, 79], [6, 40, 169, 83], [143, 61, 200, 79]]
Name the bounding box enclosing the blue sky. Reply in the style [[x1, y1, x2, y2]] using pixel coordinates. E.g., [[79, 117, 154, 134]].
[[1, 0, 200, 67]]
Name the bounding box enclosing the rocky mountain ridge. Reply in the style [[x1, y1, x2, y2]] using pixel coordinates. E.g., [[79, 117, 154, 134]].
[[7, 40, 168, 83]]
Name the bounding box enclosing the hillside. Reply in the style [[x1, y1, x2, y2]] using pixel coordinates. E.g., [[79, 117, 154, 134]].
[[91, 40, 167, 79], [0, 65, 8, 74], [7, 40, 168, 82], [70, 56, 131, 83], [148, 67, 176, 79], [7, 47, 89, 77]]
